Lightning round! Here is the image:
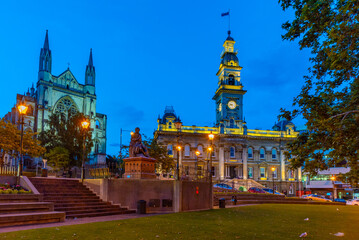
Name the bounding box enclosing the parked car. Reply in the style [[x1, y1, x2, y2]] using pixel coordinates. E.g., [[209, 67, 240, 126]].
[[213, 183, 233, 190], [262, 188, 284, 195], [248, 187, 267, 194], [302, 194, 332, 202], [334, 198, 347, 203], [347, 199, 359, 206]]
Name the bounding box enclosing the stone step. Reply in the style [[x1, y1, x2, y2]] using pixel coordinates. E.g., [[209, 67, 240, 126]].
[[66, 209, 136, 219], [43, 196, 100, 202], [42, 193, 98, 197], [55, 203, 118, 210], [0, 202, 53, 214], [0, 211, 65, 227], [54, 200, 105, 206], [62, 207, 125, 215], [0, 195, 41, 203]]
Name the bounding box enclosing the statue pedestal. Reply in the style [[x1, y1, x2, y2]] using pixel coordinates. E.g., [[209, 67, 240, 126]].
[[123, 157, 157, 179]]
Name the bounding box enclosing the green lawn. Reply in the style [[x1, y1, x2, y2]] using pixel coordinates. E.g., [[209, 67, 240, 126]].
[[1, 204, 358, 240]]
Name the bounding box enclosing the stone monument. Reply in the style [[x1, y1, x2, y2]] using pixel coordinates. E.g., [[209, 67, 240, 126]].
[[124, 127, 157, 179]]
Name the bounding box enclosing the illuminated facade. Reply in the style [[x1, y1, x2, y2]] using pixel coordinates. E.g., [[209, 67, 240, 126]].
[[4, 31, 107, 165], [155, 31, 302, 195]]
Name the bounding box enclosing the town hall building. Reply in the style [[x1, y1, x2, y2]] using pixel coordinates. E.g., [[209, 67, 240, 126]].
[[4, 31, 107, 166], [155, 31, 302, 195]]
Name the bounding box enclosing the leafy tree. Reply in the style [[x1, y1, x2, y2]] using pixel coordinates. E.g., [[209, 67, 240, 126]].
[[45, 146, 70, 171], [38, 112, 93, 167], [143, 137, 175, 173], [279, 0, 359, 185], [106, 153, 126, 177], [0, 119, 45, 165]]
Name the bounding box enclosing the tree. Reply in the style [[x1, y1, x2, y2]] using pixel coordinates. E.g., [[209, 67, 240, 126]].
[[45, 146, 70, 171], [143, 137, 175, 174], [0, 119, 45, 165], [278, 0, 359, 185], [38, 112, 93, 167]]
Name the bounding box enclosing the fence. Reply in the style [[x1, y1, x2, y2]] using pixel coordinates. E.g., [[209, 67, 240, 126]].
[[0, 165, 17, 176]]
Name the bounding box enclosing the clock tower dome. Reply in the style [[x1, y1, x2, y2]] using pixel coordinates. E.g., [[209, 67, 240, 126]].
[[213, 31, 247, 131]]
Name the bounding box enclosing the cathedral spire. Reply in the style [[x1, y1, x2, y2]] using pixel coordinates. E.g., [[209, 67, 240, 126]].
[[85, 48, 95, 86], [39, 30, 52, 73]]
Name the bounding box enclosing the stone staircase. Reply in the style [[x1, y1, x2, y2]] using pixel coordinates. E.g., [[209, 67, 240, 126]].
[[30, 177, 136, 218], [0, 194, 65, 227]]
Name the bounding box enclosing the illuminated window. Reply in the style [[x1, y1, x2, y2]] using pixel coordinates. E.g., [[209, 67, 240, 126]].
[[248, 148, 253, 158], [288, 170, 294, 179], [272, 149, 277, 159], [198, 145, 203, 156], [230, 119, 234, 128], [260, 167, 266, 178], [167, 145, 173, 155], [260, 148, 265, 159], [272, 168, 277, 178], [230, 147, 235, 158], [184, 145, 190, 157], [248, 167, 253, 178]]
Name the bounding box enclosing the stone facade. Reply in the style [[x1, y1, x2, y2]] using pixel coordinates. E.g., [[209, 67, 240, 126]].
[[3, 31, 107, 166], [154, 31, 302, 195]]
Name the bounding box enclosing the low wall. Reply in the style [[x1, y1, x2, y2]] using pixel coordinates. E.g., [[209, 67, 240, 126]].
[[0, 176, 16, 185], [84, 179, 211, 213]]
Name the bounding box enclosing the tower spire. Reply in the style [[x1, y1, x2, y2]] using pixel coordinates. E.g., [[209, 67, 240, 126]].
[[88, 48, 93, 67], [85, 48, 95, 87], [39, 30, 52, 73], [43, 30, 49, 50]]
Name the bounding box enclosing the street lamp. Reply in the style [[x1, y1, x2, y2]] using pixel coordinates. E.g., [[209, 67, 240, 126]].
[[331, 176, 336, 200], [208, 132, 214, 179], [81, 119, 90, 182], [17, 98, 28, 181], [195, 150, 200, 180], [174, 118, 182, 181], [271, 167, 276, 195]]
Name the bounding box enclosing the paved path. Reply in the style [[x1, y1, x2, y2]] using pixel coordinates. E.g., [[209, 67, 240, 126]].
[[0, 204, 255, 233], [0, 213, 162, 233]]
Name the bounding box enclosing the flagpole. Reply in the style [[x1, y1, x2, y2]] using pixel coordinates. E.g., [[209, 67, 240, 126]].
[[228, 9, 231, 32]]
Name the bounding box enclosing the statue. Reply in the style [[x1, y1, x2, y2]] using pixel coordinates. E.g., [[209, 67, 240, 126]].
[[129, 127, 150, 157]]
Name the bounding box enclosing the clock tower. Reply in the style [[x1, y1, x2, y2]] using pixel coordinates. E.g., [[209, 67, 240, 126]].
[[213, 31, 247, 130]]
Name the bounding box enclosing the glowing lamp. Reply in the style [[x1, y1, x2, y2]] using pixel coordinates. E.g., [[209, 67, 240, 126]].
[[271, 167, 276, 172], [208, 147, 213, 152], [177, 146, 182, 151], [195, 150, 200, 156], [81, 120, 90, 129], [17, 104, 28, 115], [130, 131, 134, 135], [330, 176, 336, 181], [208, 132, 214, 140]]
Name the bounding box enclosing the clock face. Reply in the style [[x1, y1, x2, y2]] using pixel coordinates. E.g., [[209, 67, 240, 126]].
[[228, 100, 237, 109], [218, 103, 222, 112]]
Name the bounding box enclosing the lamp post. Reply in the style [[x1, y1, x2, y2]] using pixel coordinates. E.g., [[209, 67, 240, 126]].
[[208, 132, 214, 209], [195, 150, 200, 180], [331, 176, 336, 200], [81, 120, 90, 182], [174, 118, 182, 181], [17, 98, 28, 182], [271, 167, 276, 195]]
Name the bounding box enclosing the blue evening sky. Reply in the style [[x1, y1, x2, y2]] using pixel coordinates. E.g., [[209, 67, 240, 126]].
[[0, 0, 310, 156]]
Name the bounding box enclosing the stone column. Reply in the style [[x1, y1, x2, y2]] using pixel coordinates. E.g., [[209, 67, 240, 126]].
[[243, 147, 248, 180], [297, 167, 302, 181], [219, 146, 225, 180], [280, 150, 286, 181]]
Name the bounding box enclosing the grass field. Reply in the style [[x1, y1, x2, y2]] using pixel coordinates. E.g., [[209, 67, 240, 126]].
[[1, 204, 358, 240]]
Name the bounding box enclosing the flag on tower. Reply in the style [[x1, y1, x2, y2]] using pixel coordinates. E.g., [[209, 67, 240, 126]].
[[221, 12, 229, 17]]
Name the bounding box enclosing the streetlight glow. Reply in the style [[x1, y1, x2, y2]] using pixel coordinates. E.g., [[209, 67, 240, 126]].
[[208, 147, 213, 152], [330, 176, 336, 181], [195, 150, 200, 156], [81, 120, 90, 129], [177, 146, 182, 151], [208, 132, 214, 140], [271, 167, 276, 172], [17, 104, 28, 115]]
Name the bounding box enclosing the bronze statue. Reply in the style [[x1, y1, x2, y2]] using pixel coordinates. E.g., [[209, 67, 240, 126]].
[[129, 127, 150, 157]]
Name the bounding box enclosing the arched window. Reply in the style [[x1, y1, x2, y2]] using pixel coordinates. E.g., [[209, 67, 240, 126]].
[[248, 148, 253, 158], [95, 142, 100, 153], [260, 148, 265, 159], [229, 119, 234, 128], [197, 145, 203, 156], [54, 96, 79, 116], [167, 144, 173, 155], [96, 120, 100, 129], [230, 146, 235, 158], [168, 121, 172, 129], [228, 75, 235, 85], [184, 145, 190, 157], [272, 149, 277, 159]]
